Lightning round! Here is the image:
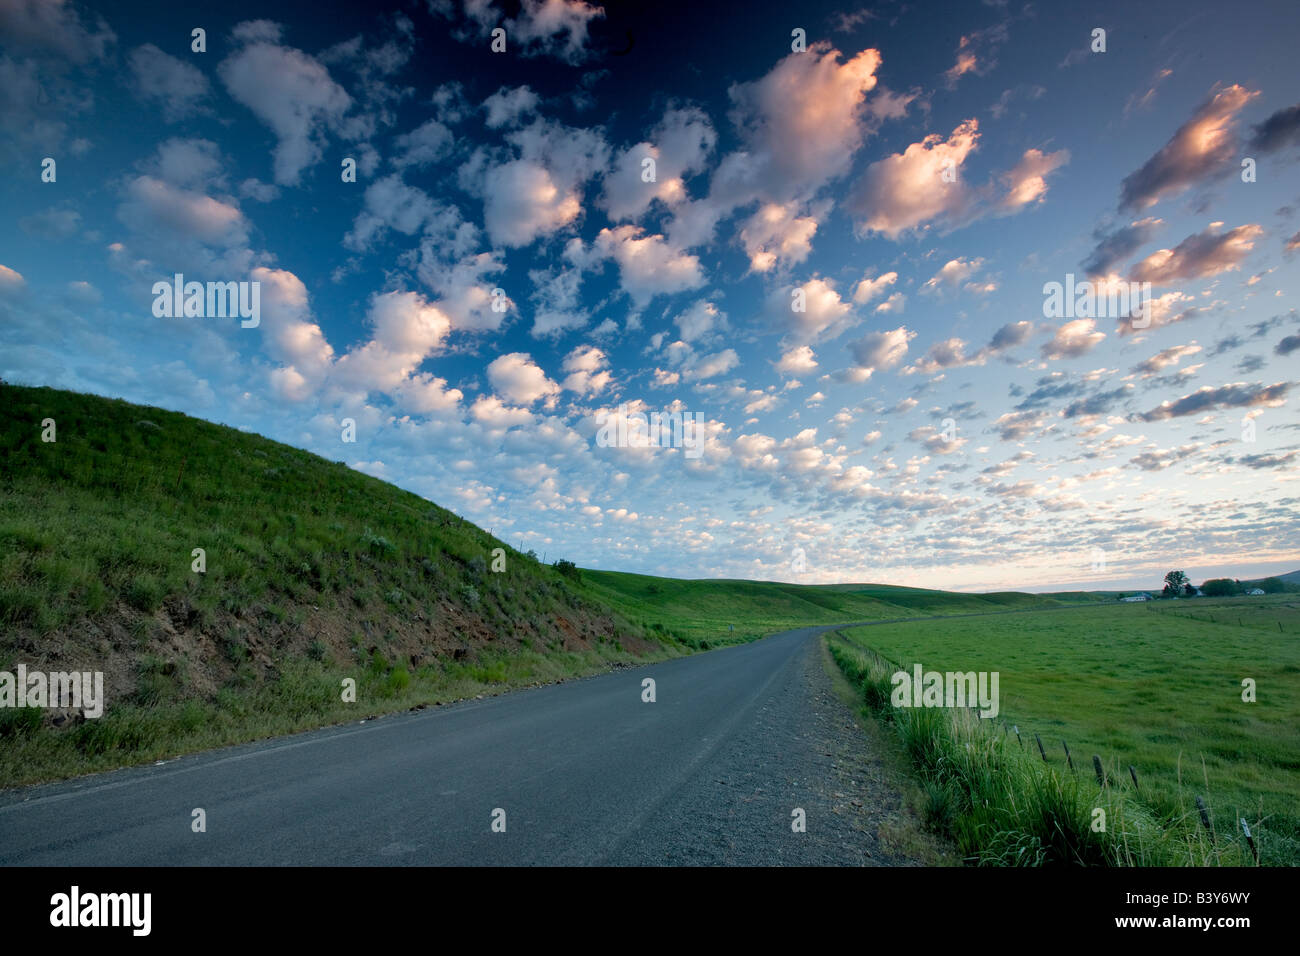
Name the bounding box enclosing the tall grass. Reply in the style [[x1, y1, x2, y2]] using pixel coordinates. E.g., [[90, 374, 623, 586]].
[[828, 637, 1268, 866]]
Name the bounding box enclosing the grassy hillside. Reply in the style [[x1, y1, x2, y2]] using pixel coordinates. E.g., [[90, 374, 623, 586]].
[[0, 382, 1127, 789], [0, 383, 681, 786], [830, 597, 1300, 865]]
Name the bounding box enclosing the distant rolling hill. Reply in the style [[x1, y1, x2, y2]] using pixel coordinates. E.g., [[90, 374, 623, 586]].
[[580, 573, 1089, 644]]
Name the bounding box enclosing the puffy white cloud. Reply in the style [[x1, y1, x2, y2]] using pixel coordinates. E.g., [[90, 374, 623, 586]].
[[988, 320, 1035, 351], [254, 268, 332, 367], [393, 373, 463, 416], [874, 292, 905, 314], [118, 176, 248, 247], [465, 120, 608, 248], [416, 250, 509, 332], [848, 119, 979, 237], [149, 138, 226, 190], [674, 299, 726, 342], [852, 271, 897, 304], [1116, 290, 1198, 336], [392, 118, 453, 167], [250, 267, 335, 400], [850, 122, 1067, 237], [739, 202, 819, 272], [1082, 217, 1163, 277], [561, 344, 611, 395], [1119, 84, 1259, 211], [601, 107, 716, 221], [845, 326, 914, 379], [482, 85, 539, 128], [333, 291, 452, 393], [1129, 222, 1263, 285], [344, 174, 454, 251], [682, 348, 739, 381], [527, 266, 587, 338], [904, 337, 978, 375], [369, 290, 451, 354], [129, 44, 210, 121], [470, 394, 534, 428], [718, 44, 882, 205], [921, 257, 984, 293], [998, 148, 1070, 212], [1042, 319, 1105, 359], [776, 344, 818, 374], [732, 432, 780, 471], [510, 0, 603, 60], [239, 178, 279, 202], [487, 351, 561, 406], [909, 424, 967, 454], [1132, 343, 1202, 377], [0, 0, 114, 64], [592, 226, 705, 305], [1138, 382, 1291, 421], [769, 277, 856, 344], [218, 27, 354, 186], [452, 0, 604, 63], [993, 410, 1050, 441], [483, 159, 582, 246]]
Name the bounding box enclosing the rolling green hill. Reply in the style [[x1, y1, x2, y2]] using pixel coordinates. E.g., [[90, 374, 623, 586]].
[[583, 573, 1082, 641], [0, 383, 1110, 786], [1, 383, 682, 785]]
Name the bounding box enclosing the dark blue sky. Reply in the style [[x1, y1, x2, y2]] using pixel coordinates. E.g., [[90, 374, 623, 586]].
[[2, 0, 1299, 590]]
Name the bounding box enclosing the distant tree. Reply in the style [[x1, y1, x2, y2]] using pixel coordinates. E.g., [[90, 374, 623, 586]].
[[1163, 570, 1189, 597], [1184, 582, 1196, 597], [553, 559, 581, 582], [1202, 578, 1240, 597]]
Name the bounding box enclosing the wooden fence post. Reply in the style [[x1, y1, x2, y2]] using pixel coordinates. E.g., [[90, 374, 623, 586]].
[[1093, 755, 1106, 787], [1034, 733, 1047, 762], [1129, 765, 1139, 791], [1195, 795, 1213, 834], [1240, 819, 1258, 863]]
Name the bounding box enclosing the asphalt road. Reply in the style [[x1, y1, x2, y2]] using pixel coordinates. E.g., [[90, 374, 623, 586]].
[[0, 623, 916, 866]]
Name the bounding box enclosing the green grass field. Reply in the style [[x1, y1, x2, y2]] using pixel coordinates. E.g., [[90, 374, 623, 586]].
[[832, 597, 1300, 865]]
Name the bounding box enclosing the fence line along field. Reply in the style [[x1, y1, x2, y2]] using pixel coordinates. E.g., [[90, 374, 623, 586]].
[[833, 596, 1300, 866]]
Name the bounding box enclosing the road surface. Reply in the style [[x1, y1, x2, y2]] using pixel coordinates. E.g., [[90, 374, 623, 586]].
[[0, 624, 917, 866]]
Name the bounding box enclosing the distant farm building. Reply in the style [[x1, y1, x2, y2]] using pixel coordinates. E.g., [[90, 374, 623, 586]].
[[1246, 588, 1266, 595], [1122, 593, 1152, 602]]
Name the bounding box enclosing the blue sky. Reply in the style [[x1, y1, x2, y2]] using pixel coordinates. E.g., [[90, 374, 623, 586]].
[[2, 0, 1299, 591]]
